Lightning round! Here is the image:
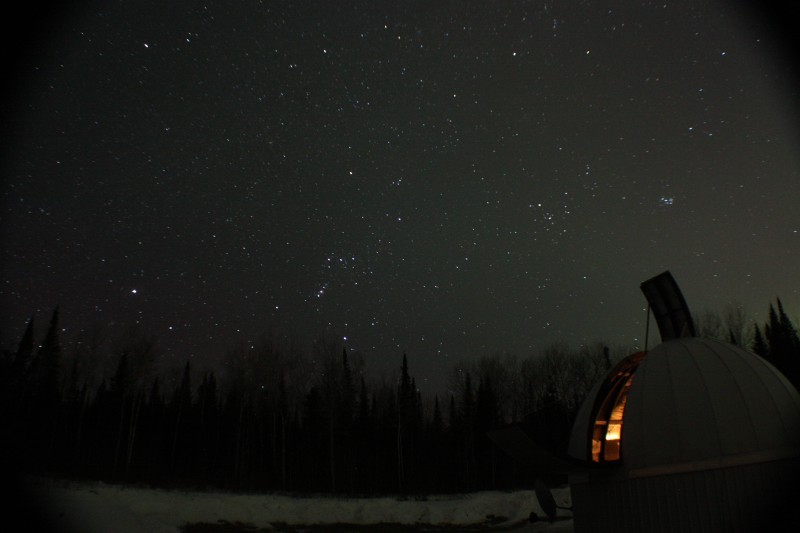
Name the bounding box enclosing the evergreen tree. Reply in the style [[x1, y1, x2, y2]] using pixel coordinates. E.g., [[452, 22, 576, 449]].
[[448, 394, 458, 429], [4, 316, 34, 425], [475, 375, 501, 488], [459, 372, 476, 490], [110, 351, 130, 478], [340, 348, 355, 425], [764, 299, 800, 389], [773, 299, 800, 388], [148, 377, 163, 407], [31, 307, 62, 466], [197, 371, 220, 483], [37, 307, 62, 404], [336, 348, 356, 492], [301, 385, 327, 491], [432, 395, 444, 433], [442, 394, 460, 492], [352, 376, 373, 493], [273, 374, 288, 490], [426, 394, 446, 492], [12, 315, 35, 379], [357, 376, 370, 429], [752, 323, 769, 357], [777, 299, 800, 353], [141, 376, 167, 483], [765, 304, 784, 356], [397, 353, 412, 492], [170, 360, 193, 475]]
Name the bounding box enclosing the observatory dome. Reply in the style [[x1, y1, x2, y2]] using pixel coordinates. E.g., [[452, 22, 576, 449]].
[[569, 337, 800, 474]]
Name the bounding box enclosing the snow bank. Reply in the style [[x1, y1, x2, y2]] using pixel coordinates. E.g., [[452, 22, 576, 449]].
[[25, 477, 573, 532]]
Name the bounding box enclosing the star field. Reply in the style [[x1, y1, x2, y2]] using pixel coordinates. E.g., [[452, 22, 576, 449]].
[[2, 0, 799, 392]]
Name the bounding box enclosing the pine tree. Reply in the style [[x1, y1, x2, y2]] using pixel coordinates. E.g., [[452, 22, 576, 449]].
[[443, 394, 460, 492], [301, 385, 326, 491], [148, 377, 163, 407], [460, 372, 476, 490], [448, 394, 458, 429], [197, 371, 220, 484], [426, 394, 445, 492], [764, 299, 800, 389], [777, 299, 800, 354], [765, 304, 785, 357], [110, 351, 130, 477], [752, 323, 769, 357], [32, 307, 62, 465], [142, 376, 166, 481], [357, 376, 370, 429], [37, 307, 62, 405], [397, 353, 412, 492], [170, 360, 193, 474], [475, 375, 501, 488], [12, 315, 35, 379], [337, 348, 355, 492], [4, 316, 34, 428], [341, 348, 355, 424], [353, 376, 372, 493]]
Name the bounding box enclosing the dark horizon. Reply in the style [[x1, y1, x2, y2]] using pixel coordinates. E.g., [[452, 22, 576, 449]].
[[3, 292, 797, 498]]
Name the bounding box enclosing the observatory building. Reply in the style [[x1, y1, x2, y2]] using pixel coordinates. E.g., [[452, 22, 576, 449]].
[[491, 271, 800, 532], [565, 272, 800, 532], [568, 336, 800, 532]]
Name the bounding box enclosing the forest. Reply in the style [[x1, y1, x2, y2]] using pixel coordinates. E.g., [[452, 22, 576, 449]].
[[1, 299, 798, 496]]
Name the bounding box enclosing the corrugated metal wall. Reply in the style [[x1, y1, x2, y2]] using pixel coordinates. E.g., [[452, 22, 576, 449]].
[[571, 458, 799, 532]]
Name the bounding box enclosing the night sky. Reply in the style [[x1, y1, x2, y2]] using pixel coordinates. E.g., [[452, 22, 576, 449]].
[[2, 0, 798, 393]]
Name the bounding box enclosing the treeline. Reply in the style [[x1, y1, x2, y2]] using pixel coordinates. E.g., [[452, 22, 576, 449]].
[[1, 298, 798, 495], [694, 298, 800, 388]]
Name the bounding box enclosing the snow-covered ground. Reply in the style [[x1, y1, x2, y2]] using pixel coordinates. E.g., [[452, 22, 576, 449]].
[[22, 477, 573, 532]]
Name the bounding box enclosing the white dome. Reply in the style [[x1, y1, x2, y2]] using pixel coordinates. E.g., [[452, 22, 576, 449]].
[[569, 338, 800, 473]]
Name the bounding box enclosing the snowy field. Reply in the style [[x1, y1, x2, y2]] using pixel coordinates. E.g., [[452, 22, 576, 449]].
[[21, 477, 573, 532]]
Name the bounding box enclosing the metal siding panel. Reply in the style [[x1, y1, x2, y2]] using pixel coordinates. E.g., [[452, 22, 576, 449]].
[[628, 478, 644, 532], [649, 476, 667, 533], [570, 483, 589, 533], [721, 467, 737, 531], [655, 477, 671, 533], [579, 457, 799, 531], [682, 473, 707, 533], [736, 463, 760, 532], [630, 479, 646, 533], [601, 482, 618, 533], [642, 477, 660, 533], [674, 474, 693, 532], [706, 468, 726, 532], [571, 454, 799, 531]]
